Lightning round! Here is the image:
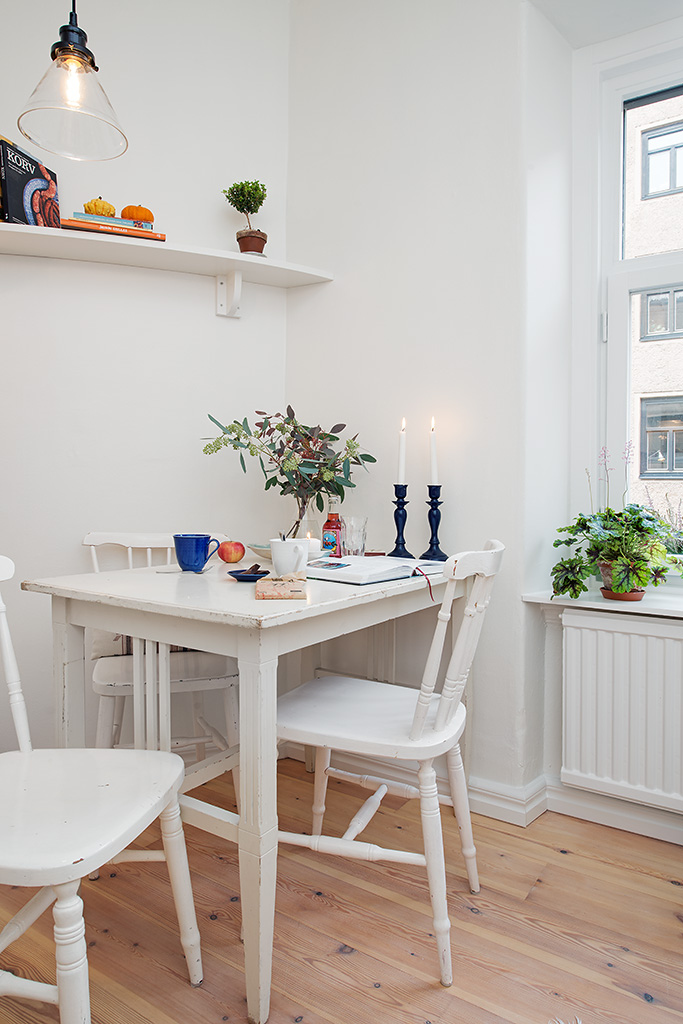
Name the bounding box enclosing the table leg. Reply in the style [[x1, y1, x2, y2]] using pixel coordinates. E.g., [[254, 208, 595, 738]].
[[237, 652, 279, 1024], [51, 597, 85, 747]]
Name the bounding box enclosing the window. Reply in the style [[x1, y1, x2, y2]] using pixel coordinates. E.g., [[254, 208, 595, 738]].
[[642, 122, 683, 197], [623, 87, 683, 259], [640, 288, 683, 339], [574, 29, 683, 526], [640, 397, 683, 477]]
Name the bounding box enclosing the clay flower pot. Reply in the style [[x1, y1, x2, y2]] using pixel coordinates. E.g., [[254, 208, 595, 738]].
[[236, 229, 267, 255], [598, 561, 645, 601]]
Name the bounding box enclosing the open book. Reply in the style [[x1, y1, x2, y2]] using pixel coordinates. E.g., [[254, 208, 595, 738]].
[[305, 555, 447, 585]]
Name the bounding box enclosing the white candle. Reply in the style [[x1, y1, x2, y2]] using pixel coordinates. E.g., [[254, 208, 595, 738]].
[[306, 532, 321, 557], [397, 418, 406, 484], [430, 417, 439, 485]]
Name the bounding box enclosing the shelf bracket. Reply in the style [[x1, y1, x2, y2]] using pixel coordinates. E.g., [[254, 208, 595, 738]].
[[216, 272, 242, 318]]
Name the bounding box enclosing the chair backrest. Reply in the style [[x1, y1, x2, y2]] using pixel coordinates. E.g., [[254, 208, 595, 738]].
[[410, 539, 505, 740], [83, 532, 177, 572], [83, 532, 230, 572], [0, 556, 32, 753]]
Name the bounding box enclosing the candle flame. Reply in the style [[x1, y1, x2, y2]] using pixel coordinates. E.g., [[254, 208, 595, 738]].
[[431, 417, 435, 431], [306, 532, 311, 540], [401, 417, 406, 431]]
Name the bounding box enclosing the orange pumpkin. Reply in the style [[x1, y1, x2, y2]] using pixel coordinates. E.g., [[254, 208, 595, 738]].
[[121, 204, 153, 223]]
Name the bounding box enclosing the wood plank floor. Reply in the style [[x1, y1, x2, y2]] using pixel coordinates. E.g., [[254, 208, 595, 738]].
[[1, 757, 682, 1024]]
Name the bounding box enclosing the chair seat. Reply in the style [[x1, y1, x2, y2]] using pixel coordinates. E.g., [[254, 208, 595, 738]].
[[92, 650, 238, 693], [0, 749, 185, 886], [277, 675, 466, 760]]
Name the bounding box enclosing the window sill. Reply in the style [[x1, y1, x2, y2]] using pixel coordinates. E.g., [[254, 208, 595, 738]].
[[523, 584, 683, 619]]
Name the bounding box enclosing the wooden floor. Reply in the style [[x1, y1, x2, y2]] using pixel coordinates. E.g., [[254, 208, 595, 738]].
[[1, 757, 682, 1024]]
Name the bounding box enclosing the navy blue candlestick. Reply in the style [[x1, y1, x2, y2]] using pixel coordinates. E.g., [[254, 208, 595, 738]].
[[420, 485, 448, 561], [388, 484, 414, 558]]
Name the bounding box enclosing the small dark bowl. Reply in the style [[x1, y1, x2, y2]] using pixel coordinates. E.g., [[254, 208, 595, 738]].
[[228, 570, 270, 583]]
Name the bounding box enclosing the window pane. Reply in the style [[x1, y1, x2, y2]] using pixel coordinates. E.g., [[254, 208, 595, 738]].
[[648, 150, 671, 193], [647, 292, 670, 333], [624, 93, 683, 257], [676, 432, 683, 470], [676, 291, 683, 331], [647, 431, 669, 470], [644, 400, 683, 429], [648, 128, 683, 149]]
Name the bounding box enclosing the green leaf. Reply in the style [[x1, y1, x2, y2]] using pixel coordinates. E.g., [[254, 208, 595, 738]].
[[208, 413, 229, 433], [360, 453, 377, 462], [316, 493, 324, 512], [550, 556, 591, 599], [239, 452, 246, 473]]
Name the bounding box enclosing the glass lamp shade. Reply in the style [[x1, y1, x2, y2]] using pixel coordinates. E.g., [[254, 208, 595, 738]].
[[17, 53, 127, 161]]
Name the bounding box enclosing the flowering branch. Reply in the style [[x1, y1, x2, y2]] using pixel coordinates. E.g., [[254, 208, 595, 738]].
[[203, 406, 376, 536]]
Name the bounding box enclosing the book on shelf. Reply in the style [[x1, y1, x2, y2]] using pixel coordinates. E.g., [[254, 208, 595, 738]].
[[305, 555, 447, 585], [0, 139, 60, 228], [71, 211, 156, 229], [60, 217, 166, 241]]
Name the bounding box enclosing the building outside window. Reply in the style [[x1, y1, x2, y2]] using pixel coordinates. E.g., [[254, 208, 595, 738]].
[[622, 88, 683, 513]]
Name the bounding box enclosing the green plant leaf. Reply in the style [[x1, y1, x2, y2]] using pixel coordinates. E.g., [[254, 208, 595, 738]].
[[208, 413, 229, 433]]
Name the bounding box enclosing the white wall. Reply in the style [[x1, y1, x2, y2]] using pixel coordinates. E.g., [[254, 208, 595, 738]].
[[285, 0, 573, 799], [1, 0, 576, 817], [520, 3, 573, 788], [0, 0, 292, 748]]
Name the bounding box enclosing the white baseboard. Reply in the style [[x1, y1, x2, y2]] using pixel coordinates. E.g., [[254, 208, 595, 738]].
[[279, 744, 683, 845], [467, 774, 548, 827], [544, 776, 683, 845]]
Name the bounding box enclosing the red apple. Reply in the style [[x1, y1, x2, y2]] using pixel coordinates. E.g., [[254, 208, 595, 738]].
[[217, 541, 246, 563]]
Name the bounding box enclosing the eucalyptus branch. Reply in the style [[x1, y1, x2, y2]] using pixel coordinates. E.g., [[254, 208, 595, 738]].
[[203, 406, 376, 536]]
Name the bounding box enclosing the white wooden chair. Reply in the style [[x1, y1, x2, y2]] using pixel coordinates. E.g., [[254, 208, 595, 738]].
[[276, 539, 504, 987], [84, 532, 240, 770], [0, 555, 203, 1024]]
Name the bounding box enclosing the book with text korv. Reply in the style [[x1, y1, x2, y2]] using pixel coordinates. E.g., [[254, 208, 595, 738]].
[[305, 555, 446, 585], [0, 140, 59, 227]]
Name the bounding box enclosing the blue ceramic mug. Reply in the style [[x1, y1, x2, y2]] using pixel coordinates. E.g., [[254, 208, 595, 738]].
[[173, 534, 220, 573]]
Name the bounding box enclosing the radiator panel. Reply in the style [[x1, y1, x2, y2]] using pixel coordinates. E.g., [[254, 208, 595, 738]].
[[562, 609, 683, 813]]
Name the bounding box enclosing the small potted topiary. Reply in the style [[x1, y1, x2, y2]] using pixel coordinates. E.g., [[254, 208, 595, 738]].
[[222, 180, 267, 254]]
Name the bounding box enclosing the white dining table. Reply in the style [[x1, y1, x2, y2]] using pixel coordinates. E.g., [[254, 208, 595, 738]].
[[22, 561, 451, 1023]]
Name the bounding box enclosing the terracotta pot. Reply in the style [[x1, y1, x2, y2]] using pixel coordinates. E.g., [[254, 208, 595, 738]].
[[597, 561, 645, 601], [600, 587, 645, 601], [236, 229, 267, 254]]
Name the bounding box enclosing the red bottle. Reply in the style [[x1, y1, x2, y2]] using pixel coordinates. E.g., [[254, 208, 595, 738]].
[[322, 497, 342, 556]]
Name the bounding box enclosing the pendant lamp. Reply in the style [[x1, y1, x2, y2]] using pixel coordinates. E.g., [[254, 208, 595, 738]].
[[17, 1, 127, 161]]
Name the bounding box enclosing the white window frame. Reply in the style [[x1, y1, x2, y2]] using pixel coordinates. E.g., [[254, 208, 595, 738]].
[[641, 120, 683, 198], [572, 22, 683, 513]]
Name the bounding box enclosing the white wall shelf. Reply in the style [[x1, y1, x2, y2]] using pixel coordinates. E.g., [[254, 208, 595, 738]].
[[0, 222, 332, 318]]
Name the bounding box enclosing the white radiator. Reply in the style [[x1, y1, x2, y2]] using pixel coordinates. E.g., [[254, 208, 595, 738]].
[[562, 608, 683, 814]]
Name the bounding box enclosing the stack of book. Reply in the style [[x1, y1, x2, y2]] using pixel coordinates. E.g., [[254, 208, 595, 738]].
[[60, 212, 166, 241]]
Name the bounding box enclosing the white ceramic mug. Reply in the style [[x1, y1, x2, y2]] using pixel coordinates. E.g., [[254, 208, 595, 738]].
[[269, 537, 310, 576]]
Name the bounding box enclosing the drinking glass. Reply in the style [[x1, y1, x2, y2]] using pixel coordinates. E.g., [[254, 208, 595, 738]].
[[341, 515, 367, 556]]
